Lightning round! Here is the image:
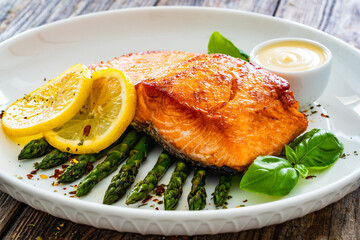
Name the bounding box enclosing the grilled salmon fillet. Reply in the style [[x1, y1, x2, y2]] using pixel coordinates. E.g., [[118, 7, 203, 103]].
[[89, 51, 308, 173]]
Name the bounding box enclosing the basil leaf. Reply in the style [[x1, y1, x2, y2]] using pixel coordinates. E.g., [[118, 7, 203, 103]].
[[208, 31, 250, 62], [279, 132, 309, 157], [287, 129, 319, 152], [294, 164, 309, 178], [292, 128, 344, 169], [285, 145, 298, 164], [240, 156, 299, 196]]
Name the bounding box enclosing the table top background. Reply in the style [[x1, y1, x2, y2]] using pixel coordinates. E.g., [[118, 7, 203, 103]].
[[0, 0, 359, 239]]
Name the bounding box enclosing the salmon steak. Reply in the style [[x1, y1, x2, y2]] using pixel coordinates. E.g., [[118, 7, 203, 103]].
[[89, 51, 308, 173]]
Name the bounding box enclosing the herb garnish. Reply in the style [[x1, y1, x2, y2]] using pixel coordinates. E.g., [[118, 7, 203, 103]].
[[208, 31, 250, 62], [240, 128, 344, 196]]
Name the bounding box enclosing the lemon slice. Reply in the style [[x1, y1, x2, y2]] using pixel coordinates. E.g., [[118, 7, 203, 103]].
[[2, 64, 93, 137], [43, 68, 136, 154]]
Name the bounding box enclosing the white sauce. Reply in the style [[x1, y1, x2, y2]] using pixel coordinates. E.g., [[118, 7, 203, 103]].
[[255, 41, 328, 72]]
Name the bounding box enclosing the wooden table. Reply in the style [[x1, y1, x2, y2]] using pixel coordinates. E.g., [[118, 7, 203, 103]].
[[0, 0, 359, 239]]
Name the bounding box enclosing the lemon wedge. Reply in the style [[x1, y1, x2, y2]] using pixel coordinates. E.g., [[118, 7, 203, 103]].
[[2, 64, 93, 137], [43, 68, 136, 154]]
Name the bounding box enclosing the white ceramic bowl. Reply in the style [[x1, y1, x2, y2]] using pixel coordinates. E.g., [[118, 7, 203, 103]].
[[250, 38, 332, 108]]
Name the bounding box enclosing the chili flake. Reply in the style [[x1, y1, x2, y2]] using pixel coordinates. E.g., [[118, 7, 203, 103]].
[[155, 184, 165, 196], [27, 174, 33, 179], [50, 168, 65, 179]]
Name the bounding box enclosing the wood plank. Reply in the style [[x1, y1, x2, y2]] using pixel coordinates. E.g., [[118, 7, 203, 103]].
[[275, 0, 360, 48], [0, 191, 26, 239], [157, 0, 280, 15], [0, 0, 158, 43]]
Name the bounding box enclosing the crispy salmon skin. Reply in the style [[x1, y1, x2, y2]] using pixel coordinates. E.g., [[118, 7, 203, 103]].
[[89, 51, 308, 172]]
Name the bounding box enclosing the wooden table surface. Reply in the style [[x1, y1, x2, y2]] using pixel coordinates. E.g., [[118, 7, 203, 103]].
[[0, 0, 359, 239]]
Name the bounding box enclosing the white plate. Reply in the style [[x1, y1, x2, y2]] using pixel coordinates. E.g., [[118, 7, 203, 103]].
[[0, 7, 359, 236]]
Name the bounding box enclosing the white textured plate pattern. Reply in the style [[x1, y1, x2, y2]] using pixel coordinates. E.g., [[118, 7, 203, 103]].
[[0, 7, 359, 236]]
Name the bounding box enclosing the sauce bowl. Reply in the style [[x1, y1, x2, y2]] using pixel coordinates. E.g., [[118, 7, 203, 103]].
[[250, 38, 332, 108]]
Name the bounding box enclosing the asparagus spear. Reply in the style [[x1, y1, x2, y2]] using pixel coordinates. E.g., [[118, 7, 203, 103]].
[[103, 135, 153, 205], [18, 137, 53, 160], [126, 150, 173, 204], [76, 130, 143, 197], [187, 168, 207, 211], [58, 130, 130, 184], [164, 159, 190, 210], [35, 149, 71, 170], [213, 174, 232, 207]]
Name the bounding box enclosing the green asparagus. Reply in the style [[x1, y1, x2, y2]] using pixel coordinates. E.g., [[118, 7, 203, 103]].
[[35, 149, 71, 170], [76, 130, 143, 197], [164, 159, 190, 210], [187, 168, 207, 211], [58, 130, 130, 184], [18, 137, 53, 160], [213, 174, 232, 207], [103, 135, 153, 205], [126, 150, 173, 204]]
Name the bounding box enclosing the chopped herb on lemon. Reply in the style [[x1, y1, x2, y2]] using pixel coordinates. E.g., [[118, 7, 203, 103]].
[[2, 64, 93, 137], [43, 68, 136, 154]]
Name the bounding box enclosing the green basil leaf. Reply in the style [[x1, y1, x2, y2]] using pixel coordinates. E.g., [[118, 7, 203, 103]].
[[279, 132, 310, 157], [294, 164, 309, 178], [240, 156, 299, 196], [285, 145, 298, 164], [293, 128, 344, 169], [208, 31, 250, 62]]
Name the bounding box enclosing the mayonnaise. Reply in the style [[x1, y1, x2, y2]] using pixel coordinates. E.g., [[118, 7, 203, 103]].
[[254, 40, 328, 72]]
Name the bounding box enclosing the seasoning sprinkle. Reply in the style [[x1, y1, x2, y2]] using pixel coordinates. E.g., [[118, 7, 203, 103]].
[[83, 125, 91, 137], [321, 113, 330, 118]]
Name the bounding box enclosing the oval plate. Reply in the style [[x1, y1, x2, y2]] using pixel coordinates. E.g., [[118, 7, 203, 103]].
[[0, 7, 359, 235]]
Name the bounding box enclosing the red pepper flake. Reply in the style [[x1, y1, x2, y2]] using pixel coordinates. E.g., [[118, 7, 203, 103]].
[[31, 169, 39, 175], [306, 175, 316, 179], [85, 162, 94, 174], [243, 199, 248, 203], [83, 125, 91, 137], [155, 207, 159, 210], [153, 198, 159, 202], [62, 164, 69, 169], [70, 195, 75, 198], [63, 188, 67, 190], [69, 191, 77, 195], [142, 195, 153, 203], [50, 168, 65, 179], [321, 113, 330, 118], [155, 184, 165, 196], [27, 174, 33, 180]]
